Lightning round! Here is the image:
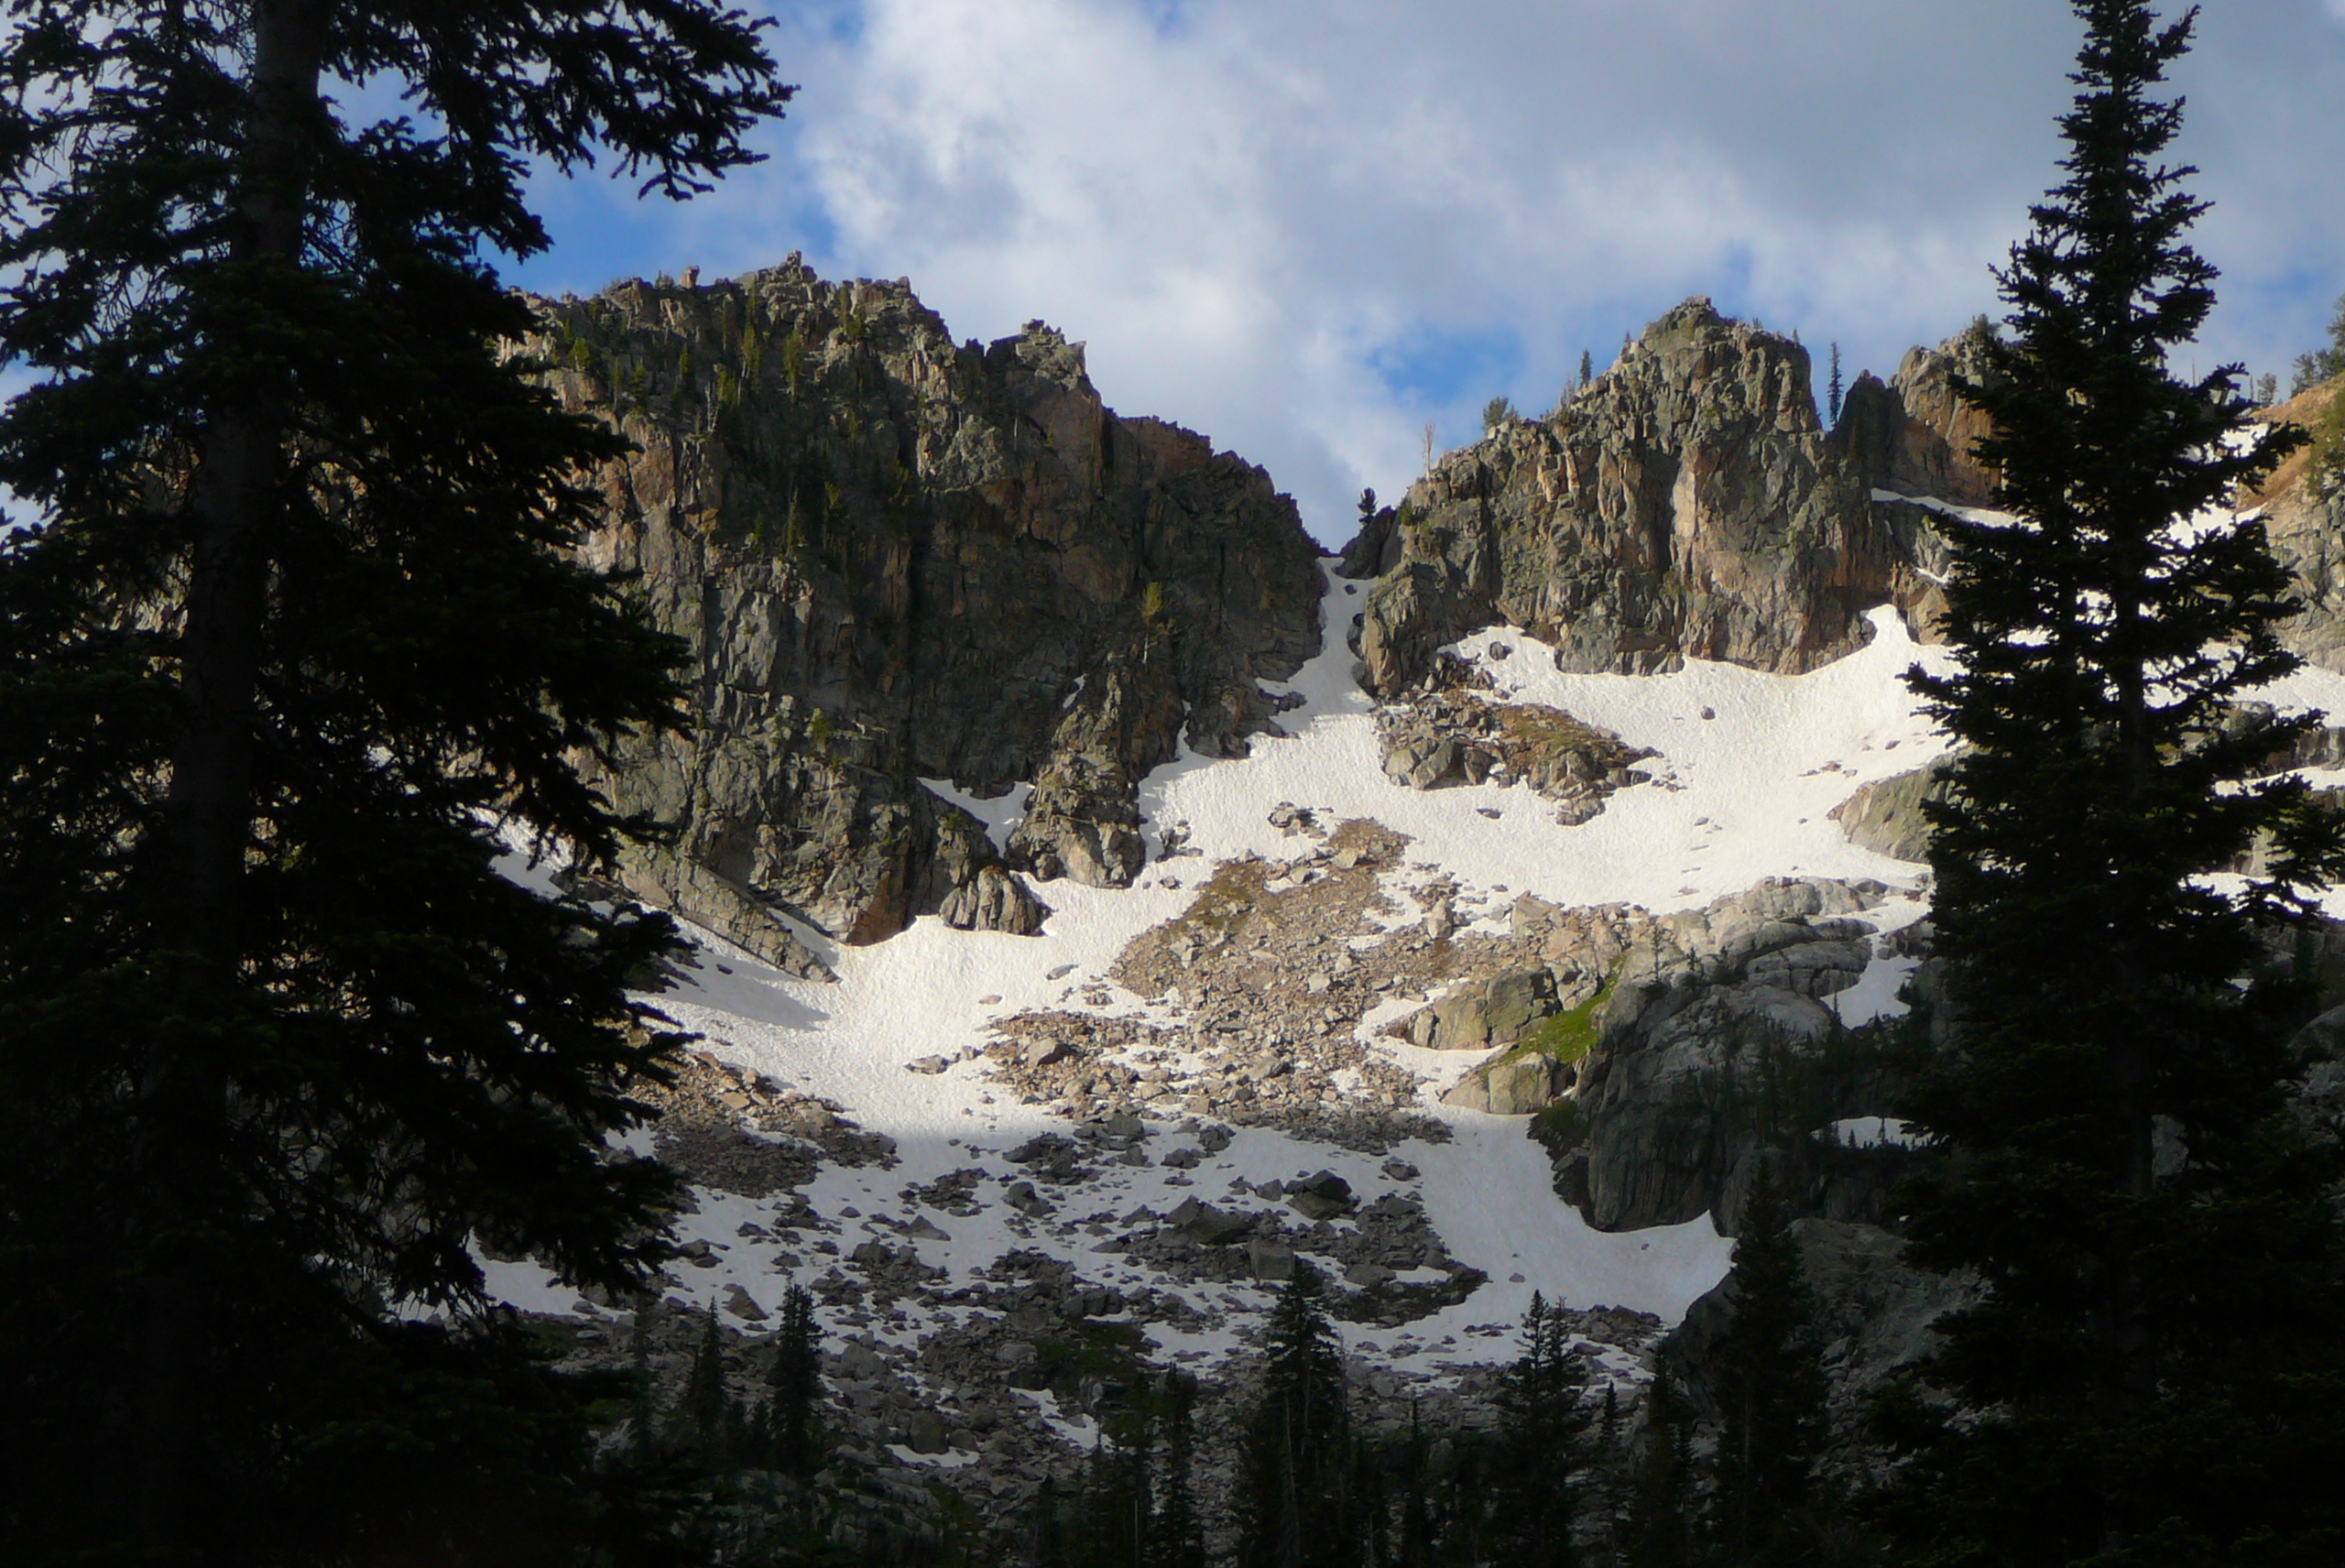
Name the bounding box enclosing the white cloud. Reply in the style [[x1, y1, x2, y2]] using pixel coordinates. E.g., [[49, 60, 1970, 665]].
[[530, 0, 2345, 544]]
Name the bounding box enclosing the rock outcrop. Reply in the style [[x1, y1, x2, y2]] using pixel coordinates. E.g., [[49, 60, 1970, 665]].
[[1341, 299, 1938, 695], [1827, 759, 1951, 864], [1832, 325, 2002, 509], [1559, 878, 1915, 1231], [1439, 1051, 1576, 1116], [1374, 651, 1654, 823], [2242, 380, 2345, 672], [532, 260, 1324, 965]]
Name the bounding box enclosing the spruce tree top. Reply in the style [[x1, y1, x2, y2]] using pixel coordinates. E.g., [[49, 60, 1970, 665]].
[[1886, 10, 2345, 1558], [1914, 0, 2334, 1071]]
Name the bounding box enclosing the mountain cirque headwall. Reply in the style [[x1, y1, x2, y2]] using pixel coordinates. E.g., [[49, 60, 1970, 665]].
[[526, 259, 1324, 971]]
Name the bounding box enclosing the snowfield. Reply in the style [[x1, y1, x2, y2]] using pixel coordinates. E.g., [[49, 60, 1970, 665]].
[[501, 552, 2345, 1386]]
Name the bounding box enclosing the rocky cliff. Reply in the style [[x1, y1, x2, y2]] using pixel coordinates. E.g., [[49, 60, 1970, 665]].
[[2244, 379, 2345, 673], [1339, 299, 1955, 695], [529, 260, 1325, 970], [1833, 324, 2002, 509]]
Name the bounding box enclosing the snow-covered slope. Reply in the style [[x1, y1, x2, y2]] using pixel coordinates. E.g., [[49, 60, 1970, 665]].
[[496, 551, 2345, 1476]]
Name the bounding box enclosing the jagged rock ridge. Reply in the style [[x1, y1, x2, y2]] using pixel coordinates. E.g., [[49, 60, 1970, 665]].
[[531, 258, 1325, 969], [1339, 299, 1951, 694]]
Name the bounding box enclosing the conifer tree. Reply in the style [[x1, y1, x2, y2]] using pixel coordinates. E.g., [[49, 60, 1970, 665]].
[[1149, 1371, 1206, 1568], [1617, 1368, 1695, 1568], [1394, 1404, 1435, 1568], [1888, 4, 2345, 1562], [1708, 1167, 1826, 1566], [1827, 343, 1845, 425], [679, 1304, 734, 1466], [0, 4, 791, 1561], [769, 1280, 825, 1479], [629, 1304, 663, 1456], [2290, 290, 2345, 394], [1236, 1267, 1359, 1568], [1484, 1293, 1587, 1568], [1032, 1475, 1076, 1568], [1579, 347, 1597, 392]]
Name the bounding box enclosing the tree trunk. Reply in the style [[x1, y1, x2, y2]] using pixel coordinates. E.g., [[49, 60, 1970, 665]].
[[133, 3, 322, 1555]]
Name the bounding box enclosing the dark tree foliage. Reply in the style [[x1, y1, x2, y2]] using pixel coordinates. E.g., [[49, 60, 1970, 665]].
[[679, 1305, 735, 1464], [1618, 1368, 1696, 1568], [0, 3, 791, 1563], [1149, 1371, 1207, 1568], [1235, 1267, 1360, 1568], [1707, 1168, 1826, 1567], [769, 1280, 827, 1480], [1484, 1292, 1588, 1568], [1887, 5, 2345, 1563], [1827, 342, 1844, 426], [1027, 1368, 1205, 1568], [2290, 291, 2345, 396]]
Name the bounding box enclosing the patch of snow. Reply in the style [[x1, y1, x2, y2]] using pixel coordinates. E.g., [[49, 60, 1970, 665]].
[[1871, 488, 2019, 529], [1828, 956, 1919, 1027], [918, 778, 1035, 854], [501, 557, 2345, 1385]]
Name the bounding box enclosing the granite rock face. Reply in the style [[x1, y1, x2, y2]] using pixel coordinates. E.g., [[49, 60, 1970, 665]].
[[1562, 878, 1912, 1232], [2241, 380, 2345, 673], [535, 260, 1324, 964], [1342, 299, 1939, 694], [1827, 760, 1951, 864], [1833, 326, 2002, 509]]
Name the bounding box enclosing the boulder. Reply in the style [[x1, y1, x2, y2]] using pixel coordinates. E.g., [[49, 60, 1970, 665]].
[[1743, 938, 1871, 998], [1429, 967, 1559, 1051], [1001, 1180, 1053, 1217], [1443, 1052, 1573, 1115], [1247, 1239, 1297, 1281], [902, 1409, 948, 1455], [1827, 760, 1951, 863], [1285, 1171, 1356, 1220], [1166, 1198, 1252, 1246]]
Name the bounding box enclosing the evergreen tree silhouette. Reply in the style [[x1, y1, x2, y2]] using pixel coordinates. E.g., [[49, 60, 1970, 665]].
[[1709, 1166, 1827, 1565], [1885, 4, 2345, 1561], [0, 3, 790, 1560], [677, 1304, 733, 1467], [1485, 1293, 1587, 1568], [1149, 1371, 1206, 1568], [1617, 1368, 1695, 1568], [769, 1281, 824, 1479], [1236, 1267, 1358, 1568]]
